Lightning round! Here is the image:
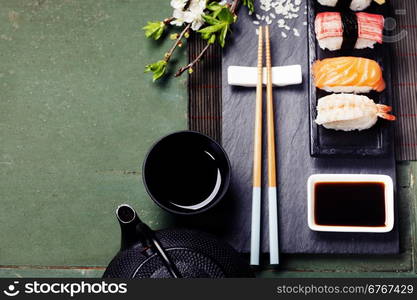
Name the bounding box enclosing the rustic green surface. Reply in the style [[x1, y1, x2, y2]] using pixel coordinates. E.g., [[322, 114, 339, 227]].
[[0, 0, 416, 278], [0, 267, 104, 278], [0, 0, 186, 268], [0, 162, 415, 278]]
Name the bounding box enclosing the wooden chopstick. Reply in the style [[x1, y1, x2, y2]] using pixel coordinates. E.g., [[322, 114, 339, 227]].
[[265, 25, 280, 265], [250, 26, 263, 266]]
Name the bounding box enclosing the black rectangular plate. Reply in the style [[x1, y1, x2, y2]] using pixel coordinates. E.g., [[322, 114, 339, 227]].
[[308, 1, 394, 157]]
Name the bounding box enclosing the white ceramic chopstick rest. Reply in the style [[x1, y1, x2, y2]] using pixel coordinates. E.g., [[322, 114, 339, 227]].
[[227, 65, 302, 87]]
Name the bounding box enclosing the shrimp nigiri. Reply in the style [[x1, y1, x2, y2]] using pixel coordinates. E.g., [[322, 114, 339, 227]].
[[315, 93, 395, 131]]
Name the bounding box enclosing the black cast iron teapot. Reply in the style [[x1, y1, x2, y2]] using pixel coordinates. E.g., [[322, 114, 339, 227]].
[[103, 204, 254, 278]]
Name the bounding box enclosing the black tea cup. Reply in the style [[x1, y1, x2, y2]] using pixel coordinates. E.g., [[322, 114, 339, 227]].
[[143, 131, 231, 215]]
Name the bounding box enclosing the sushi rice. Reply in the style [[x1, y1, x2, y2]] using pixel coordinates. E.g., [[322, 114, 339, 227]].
[[317, 0, 372, 11]]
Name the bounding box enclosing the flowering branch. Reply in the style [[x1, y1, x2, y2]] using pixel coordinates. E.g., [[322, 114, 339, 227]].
[[143, 0, 254, 81], [163, 17, 175, 24], [166, 23, 192, 62], [230, 0, 240, 13], [144, 23, 191, 81], [175, 0, 242, 77], [175, 43, 210, 76]]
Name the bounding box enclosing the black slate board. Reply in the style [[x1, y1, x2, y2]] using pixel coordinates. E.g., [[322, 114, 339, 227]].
[[220, 0, 399, 254], [309, 1, 394, 157]]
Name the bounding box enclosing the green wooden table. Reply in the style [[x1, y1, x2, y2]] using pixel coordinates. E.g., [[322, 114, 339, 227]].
[[0, 0, 416, 278]]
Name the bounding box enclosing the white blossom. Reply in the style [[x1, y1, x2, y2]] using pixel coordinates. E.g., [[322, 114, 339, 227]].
[[171, 8, 186, 26], [184, 0, 206, 30], [170, 0, 207, 31], [170, 0, 187, 10]]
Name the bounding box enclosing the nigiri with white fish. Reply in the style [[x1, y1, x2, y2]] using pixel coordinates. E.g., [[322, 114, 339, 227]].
[[315, 93, 395, 131]]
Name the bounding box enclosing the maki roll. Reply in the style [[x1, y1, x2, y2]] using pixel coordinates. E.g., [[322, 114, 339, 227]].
[[315, 12, 384, 50], [317, 0, 385, 11]]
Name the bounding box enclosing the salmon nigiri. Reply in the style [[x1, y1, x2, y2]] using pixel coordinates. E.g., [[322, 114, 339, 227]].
[[312, 57, 386, 93]]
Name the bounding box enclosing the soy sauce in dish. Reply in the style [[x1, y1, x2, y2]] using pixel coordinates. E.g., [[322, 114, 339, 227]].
[[314, 182, 386, 227]]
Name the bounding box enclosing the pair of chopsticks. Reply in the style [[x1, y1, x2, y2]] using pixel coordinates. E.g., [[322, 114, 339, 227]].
[[250, 26, 279, 266]]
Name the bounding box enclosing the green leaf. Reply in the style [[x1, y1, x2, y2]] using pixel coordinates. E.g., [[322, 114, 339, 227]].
[[145, 60, 167, 81], [216, 7, 234, 24], [142, 21, 165, 40], [200, 31, 213, 40], [202, 14, 220, 25], [218, 24, 229, 47], [208, 34, 216, 44], [243, 0, 255, 13], [198, 23, 226, 35], [199, 3, 238, 48], [206, 2, 223, 12]]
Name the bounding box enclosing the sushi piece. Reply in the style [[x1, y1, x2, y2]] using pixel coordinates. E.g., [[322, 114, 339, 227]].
[[315, 93, 395, 131], [315, 12, 384, 50], [312, 57, 386, 93], [317, 0, 385, 11]]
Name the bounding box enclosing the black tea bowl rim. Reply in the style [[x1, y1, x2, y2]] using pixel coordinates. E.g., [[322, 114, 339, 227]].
[[142, 130, 231, 216]]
